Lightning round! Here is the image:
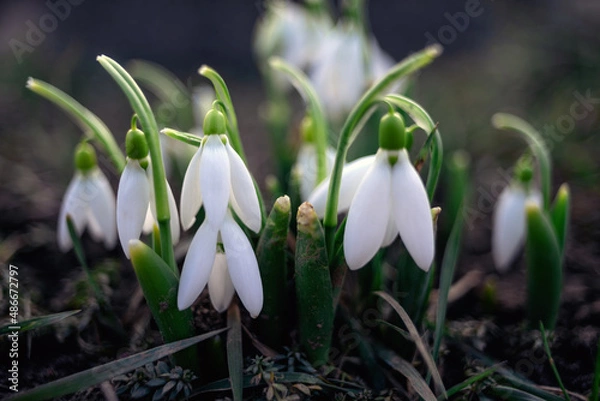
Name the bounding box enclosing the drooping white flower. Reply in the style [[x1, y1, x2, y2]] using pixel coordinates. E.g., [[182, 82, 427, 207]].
[[117, 159, 180, 258], [58, 167, 117, 252], [180, 134, 261, 233], [492, 184, 542, 272], [207, 252, 236, 313], [177, 211, 263, 317]]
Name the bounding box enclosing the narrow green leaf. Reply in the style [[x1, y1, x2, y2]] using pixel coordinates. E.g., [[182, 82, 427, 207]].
[[161, 128, 203, 147], [256, 196, 291, 349], [440, 365, 499, 399], [127, 59, 194, 130], [485, 386, 547, 401], [550, 183, 570, 257], [377, 348, 437, 401], [525, 203, 562, 329], [26, 78, 125, 172], [6, 328, 225, 401], [0, 310, 80, 336], [591, 339, 600, 401], [129, 240, 197, 370], [226, 303, 243, 401], [540, 322, 571, 400], [376, 291, 446, 398], [295, 202, 334, 367]]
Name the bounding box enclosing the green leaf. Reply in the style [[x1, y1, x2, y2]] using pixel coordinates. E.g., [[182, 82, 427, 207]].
[[539, 322, 571, 400], [256, 195, 291, 349], [550, 183, 570, 257], [226, 303, 243, 401], [440, 365, 499, 399], [375, 291, 446, 398], [161, 128, 203, 147], [525, 203, 562, 329], [591, 339, 600, 401], [295, 202, 334, 367], [129, 240, 197, 370], [485, 386, 548, 401], [6, 328, 225, 401], [26, 78, 125, 172], [377, 347, 437, 401], [0, 310, 80, 336]]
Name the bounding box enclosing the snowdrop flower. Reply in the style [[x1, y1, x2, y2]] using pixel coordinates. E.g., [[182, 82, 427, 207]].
[[117, 126, 180, 258], [308, 112, 435, 271], [58, 142, 116, 252], [178, 211, 263, 317], [179, 109, 261, 233], [310, 23, 365, 122], [492, 182, 542, 272], [292, 116, 336, 201], [177, 107, 263, 316]]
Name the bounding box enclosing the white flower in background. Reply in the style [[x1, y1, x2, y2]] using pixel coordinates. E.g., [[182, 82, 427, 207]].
[[58, 143, 116, 252], [294, 143, 336, 201], [310, 24, 365, 122], [254, 0, 331, 70], [308, 113, 435, 271], [179, 116, 261, 233], [177, 211, 263, 317], [117, 159, 180, 258], [492, 184, 542, 272]]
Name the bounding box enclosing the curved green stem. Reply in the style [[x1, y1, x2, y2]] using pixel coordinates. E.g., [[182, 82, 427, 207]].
[[198, 66, 245, 162], [492, 113, 552, 209], [269, 57, 328, 184], [26, 78, 126, 172], [323, 45, 442, 255], [384, 94, 443, 200], [97, 55, 175, 271]]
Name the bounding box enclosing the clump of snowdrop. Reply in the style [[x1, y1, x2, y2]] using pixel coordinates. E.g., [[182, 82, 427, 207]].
[[309, 111, 435, 271], [116, 120, 180, 258], [492, 156, 541, 272], [58, 142, 117, 252], [177, 107, 263, 317]]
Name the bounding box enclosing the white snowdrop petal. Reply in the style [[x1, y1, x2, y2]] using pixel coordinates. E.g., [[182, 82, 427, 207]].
[[308, 154, 375, 218], [381, 208, 398, 248], [226, 142, 261, 233], [165, 180, 180, 245], [200, 135, 230, 229], [57, 174, 87, 252], [142, 206, 154, 234], [221, 214, 263, 318], [492, 186, 528, 272], [208, 253, 235, 313], [344, 151, 391, 270], [180, 148, 203, 230], [177, 221, 219, 310], [117, 161, 150, 258], [87, 169, 117, 249], [391, 151, 435, 271]]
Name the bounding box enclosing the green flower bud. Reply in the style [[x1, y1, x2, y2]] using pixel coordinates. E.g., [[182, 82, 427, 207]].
[[514, 154, 534, 184], [203, 108, 227, 136], [379, 112, 406, 151], [125, 127, 149, 160], [300, 115, 315, 143], [74, 142, 97, 172]]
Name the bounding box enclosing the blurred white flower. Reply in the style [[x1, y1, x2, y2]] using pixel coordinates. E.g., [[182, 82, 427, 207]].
[[293, 143, 336, 201], [180, 134, 261, 233], [117, 159, 180, 258], [177, 211, 263, 317], [58, 167, 116, 252], [492, 184, 542, 272], [309, 149, 434, 271]]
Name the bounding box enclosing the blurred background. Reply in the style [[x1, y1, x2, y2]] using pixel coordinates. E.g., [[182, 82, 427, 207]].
[[1, 0, 599, 306]]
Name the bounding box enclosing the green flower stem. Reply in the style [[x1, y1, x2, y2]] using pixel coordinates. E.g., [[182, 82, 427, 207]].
[[129, 240, 197, 371], [198, 65, 244, 162], [492, 113, 552, 209], [97, 55, 175, 271], [295, 202, 334, 366], [26, 78, 125, 172], [550, 183, 570, 257], [323, 45, 442, 257], [526, 202, 562, 329], [269, 57, 329, 184], [161, 128, 203, 147], [384, 94, 444, 200], [256, 196, 291, 349]]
